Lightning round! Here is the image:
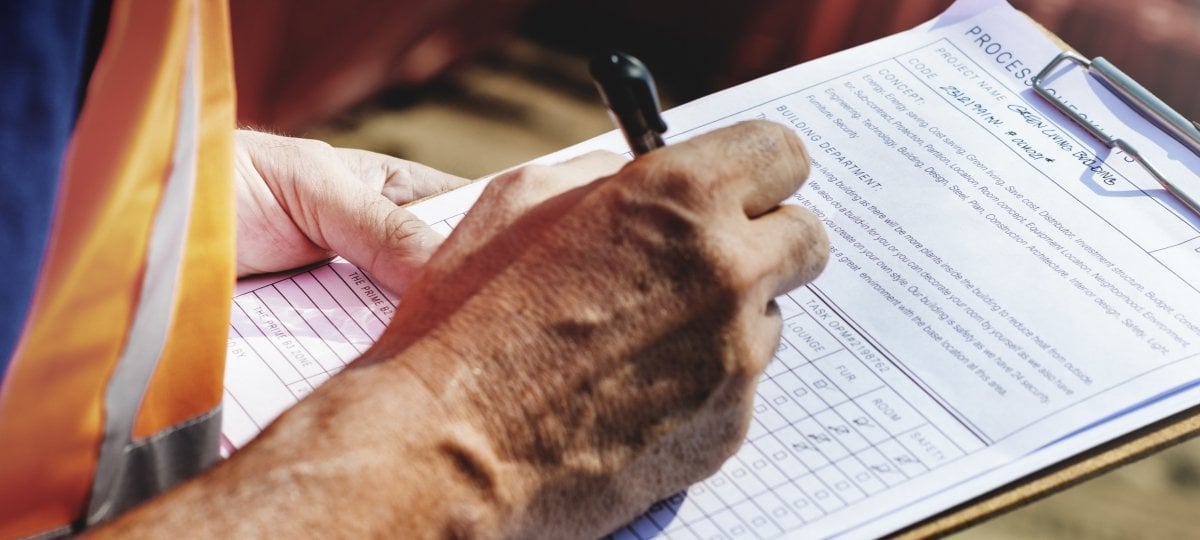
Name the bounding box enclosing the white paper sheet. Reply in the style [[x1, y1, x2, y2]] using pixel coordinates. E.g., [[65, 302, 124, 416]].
[[222, 0, 1200, 537]]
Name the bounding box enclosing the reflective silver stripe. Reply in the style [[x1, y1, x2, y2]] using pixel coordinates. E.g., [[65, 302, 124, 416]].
[[35, 409, 221, 538], [86, 407, 223, 529], [85, 10, 205, 524]]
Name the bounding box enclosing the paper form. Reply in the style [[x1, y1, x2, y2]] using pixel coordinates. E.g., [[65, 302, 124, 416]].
[[222, 0, 1200, 537]]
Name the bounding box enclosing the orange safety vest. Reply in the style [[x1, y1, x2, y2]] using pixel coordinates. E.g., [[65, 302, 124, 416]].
[[0, 1, 235, 537]]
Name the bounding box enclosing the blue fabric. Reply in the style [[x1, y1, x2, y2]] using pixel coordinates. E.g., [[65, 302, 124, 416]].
[[0, 1, 97, 381]]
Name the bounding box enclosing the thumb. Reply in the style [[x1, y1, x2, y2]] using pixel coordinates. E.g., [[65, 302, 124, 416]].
[[309, 165, 452, 293], [334, 146, 471, 204]]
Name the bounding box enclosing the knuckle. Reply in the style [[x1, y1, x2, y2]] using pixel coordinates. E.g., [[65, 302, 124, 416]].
[[767, 205, 831, 289], [720, 253, 764, 296], [296, 136, 335, 153], [744, 118, 805, 154], [489, 164, 553, 196], [386, 212, 430, 244], [376, 210, 438, 272], [506, 163, 554, 186], [623, 152, 713, 210], [733, 119, 811, 185], [778, 128, 811, 179], [378, 159, 411, 185], [792, 208, 831, 279], [278, 135, 334, 158], [238, 131, 338, 174], [571, 149, 627, 171], [480, 165, 549, 208], [380, 181, 417, 203], [754, 121, 810, 183]]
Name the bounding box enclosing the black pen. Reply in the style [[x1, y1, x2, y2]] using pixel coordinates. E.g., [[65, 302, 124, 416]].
[[589, 51, 668, 156]]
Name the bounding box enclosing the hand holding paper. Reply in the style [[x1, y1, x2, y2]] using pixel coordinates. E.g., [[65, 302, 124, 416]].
[[232, 130, 469, 292]]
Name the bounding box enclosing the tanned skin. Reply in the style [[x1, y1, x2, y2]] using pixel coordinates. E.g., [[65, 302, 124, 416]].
[[93, 120, 828, 539]]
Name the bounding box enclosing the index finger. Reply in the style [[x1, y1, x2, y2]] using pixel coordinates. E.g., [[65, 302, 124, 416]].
[[638, 120, 811, 219]]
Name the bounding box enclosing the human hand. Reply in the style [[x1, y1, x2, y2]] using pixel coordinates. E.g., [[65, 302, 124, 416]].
[[364, 119, 830, 537], [94, 121, 827, 539], [233, 130, 469, 292]]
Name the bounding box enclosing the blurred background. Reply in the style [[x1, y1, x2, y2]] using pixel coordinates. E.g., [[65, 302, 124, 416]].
[[231, 0, 1200, 178], [229, 0, 1200, 536]]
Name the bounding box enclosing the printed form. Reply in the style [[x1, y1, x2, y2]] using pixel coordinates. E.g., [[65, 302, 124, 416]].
[[222, 0, 1200, 537]]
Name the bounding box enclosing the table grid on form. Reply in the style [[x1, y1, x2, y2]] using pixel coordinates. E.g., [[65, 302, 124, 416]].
[[610, 286, 982, 539], [223, 260, 398, 447], [224, 148, 987, 539]]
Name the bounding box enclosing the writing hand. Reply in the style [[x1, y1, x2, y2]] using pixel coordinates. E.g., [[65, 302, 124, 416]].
[[363, 119, 830, 537]]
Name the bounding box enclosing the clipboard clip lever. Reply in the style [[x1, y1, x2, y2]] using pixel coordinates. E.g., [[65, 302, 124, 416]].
[[1032, 51, 1200, 218]]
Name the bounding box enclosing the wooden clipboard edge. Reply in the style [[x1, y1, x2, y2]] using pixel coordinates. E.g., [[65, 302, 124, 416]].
[[892, 403, 1200, 538]]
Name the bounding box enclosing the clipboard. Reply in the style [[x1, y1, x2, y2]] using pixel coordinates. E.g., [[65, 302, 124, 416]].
[[892, 37, 1200, 538], [1031, 51, 1200, 219], [896, 403, 1200, 537]]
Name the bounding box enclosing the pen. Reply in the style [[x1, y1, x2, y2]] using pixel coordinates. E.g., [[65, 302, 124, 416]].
[[589, 51, 668, 155]]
